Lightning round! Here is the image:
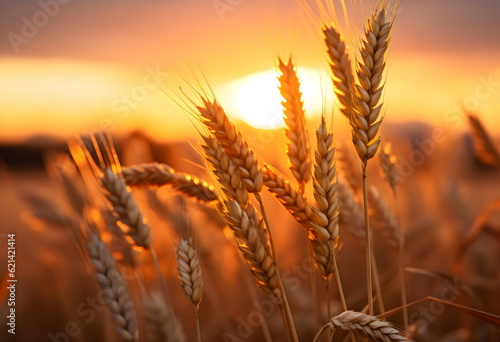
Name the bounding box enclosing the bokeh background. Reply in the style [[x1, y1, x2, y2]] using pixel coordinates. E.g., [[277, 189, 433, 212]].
[[0, 0, 499, 143]]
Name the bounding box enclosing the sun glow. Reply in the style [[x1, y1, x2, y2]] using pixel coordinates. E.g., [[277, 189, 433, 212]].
[[220, 68, 328, 129]]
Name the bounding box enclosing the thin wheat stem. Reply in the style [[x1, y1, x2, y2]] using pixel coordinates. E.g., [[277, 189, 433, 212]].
[[150, 248, 173, 310], [394, 188, 408, 331], [331, 254, 356, 342], [195, 308, 202, 342], [371, 251, 385, 314], [313, 324, 332, 342], [255, 192, 298, 342], [326, 278, 332, 341], [362, 168, 374, 315], [309, 242, 321, 331]]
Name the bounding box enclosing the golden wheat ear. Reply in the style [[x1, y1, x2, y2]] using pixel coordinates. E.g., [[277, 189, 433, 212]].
[[324, 24, 354, 120], [309, 116, 340, 278], [70, 132, 151, 249], [368, 185, 399, 251], [314, 310, 413, 342], [121, 162, 218, 202], [467, 113, 500, 167], [350, 5, 395, 167], [278, 56, 312, 189], [196, 97, 263, 193], [86, 232, 139, 342], [378, 142, 399, 190]]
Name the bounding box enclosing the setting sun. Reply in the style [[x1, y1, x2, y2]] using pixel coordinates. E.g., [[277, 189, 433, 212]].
[[220, 68, 328, 129]]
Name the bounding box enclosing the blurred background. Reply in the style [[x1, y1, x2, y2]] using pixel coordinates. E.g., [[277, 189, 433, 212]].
[[1, 0, 500, 341], [0, 0, 499, 143]]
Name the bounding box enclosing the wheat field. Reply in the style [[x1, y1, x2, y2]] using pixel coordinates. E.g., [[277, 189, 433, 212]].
[[1, 1, 500, 342]]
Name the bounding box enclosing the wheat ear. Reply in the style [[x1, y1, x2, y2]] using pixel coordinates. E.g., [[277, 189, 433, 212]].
[[324, 25, 354, 119], [378, 142, 399, 190], [467, 113, 500, 167], [201, 135, 249, 205], [262, 164, 329, 240], [144, 292, 186, 342], [197, 97, 263, 193], [176, 239, 204, 308], [223, 200, 279, 294], [278, 57, 312, 188], [87, 233, 138, 342], [313, 311, 413, 342], [122, 163, 218, 202], [102, 168, 151, 249], [176, 239, 203, 342], [311, 117, 338, 276], [338, 179, 366, 245], [368, 186, 399, 251], [350, 6, 394, 166]]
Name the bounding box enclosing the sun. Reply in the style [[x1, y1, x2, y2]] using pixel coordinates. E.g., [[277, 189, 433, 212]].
[[220, 68, 327, 129]]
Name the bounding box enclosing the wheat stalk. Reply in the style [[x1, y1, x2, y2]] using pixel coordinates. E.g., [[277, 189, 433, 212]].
[[368, 185, 399, 251], [122, 163, 218, 202], [262, 164, 329, 240], [324, 24, 354, 119], [313, 311, 413, 342], [86, 233, 138, 342], [278, 57, 312, 188], [197, 97, 263, 193], [349, 4, 395, 315], [466, 113, 500, 167], [101, 168, 151, 249]]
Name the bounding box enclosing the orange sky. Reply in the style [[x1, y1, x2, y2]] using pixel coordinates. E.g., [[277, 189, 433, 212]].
[[0, 0, 499, 143]]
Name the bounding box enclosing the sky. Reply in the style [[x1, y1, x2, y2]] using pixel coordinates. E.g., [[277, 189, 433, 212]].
[[0, 0, 499, 142]]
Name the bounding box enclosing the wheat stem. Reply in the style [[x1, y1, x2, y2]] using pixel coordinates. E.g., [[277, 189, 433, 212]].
[[195, 308, 202, 342], [371, 251, 385, 314], [394, 188, 408, 331], [362, 169, 374, 315], [309, 242, 321, 331]]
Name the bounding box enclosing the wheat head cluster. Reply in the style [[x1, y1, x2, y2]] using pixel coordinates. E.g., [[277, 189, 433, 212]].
[[22, 1, 500, 342]]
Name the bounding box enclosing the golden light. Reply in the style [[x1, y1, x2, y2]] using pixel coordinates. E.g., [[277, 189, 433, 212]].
[[220, 68, 328, 129]]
